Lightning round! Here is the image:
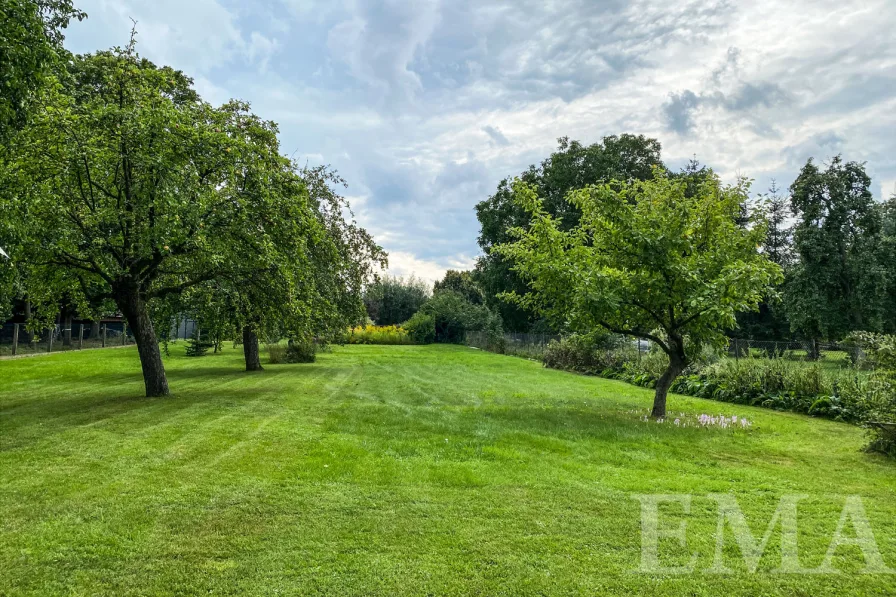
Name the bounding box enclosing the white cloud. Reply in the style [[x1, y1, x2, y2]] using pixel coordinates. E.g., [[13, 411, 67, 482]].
[[63, 0, 896, 275], [385, 251, 475, 284]]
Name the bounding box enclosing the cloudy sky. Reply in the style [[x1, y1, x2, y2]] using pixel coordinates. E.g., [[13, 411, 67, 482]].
[[63, 0, 896, 282]]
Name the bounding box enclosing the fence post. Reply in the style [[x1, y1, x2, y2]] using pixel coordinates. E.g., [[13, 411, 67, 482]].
[[12, 323, 19, 356], [47, 327, 53, 353], [122, 322, 127, 346], [78, 324, 84, 350], [102, 324, 107, 348]]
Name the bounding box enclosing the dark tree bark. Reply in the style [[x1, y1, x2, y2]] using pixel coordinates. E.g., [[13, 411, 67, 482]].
[[116, 289, 169, 397], [652, 336, 687, 419], [24, 300, 34, 343], [89, 320, 101, 339], [243, 325, 263, 371]]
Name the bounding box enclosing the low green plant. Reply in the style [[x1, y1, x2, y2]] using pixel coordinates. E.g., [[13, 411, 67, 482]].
[[418, 290, 502, 344], [543, 334, 890, 428], [267, 344, 287, 364], [847, 333, 896, 456], [285, 340, 316, 363], [344, 325, 413, 345], [185, 331, 214, 357], [403, 312, 435, 344]]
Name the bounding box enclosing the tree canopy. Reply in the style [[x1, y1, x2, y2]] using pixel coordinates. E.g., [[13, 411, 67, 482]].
[[1, 41, 379, 395], [433, 270, 483, 305], [474, 135, 665, 331], [783, 157, 887, 342], [496, 170, 781, 417], [0, 0, 85, 139], [363, 275, 430, 326]]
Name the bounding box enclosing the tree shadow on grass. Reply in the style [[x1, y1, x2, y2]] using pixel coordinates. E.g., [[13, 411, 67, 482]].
[[0, 366, 317, 452]]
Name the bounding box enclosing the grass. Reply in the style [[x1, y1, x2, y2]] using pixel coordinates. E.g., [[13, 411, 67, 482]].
[[1, 344, 894, 596]]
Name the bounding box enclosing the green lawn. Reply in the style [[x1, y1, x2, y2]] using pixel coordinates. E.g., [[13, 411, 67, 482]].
[[1, 344, 894, 596]]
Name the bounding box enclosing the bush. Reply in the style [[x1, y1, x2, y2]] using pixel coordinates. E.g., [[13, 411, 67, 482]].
[[286, 340, 316, 363], [267, 344, 287, 364], [345, 325, 413, 345], [419, 290, 502, 344], [542, 333, 630, 374], [185, 332, 214, 357], [542, 333, 890, 427], [404, 312, 436, 344]]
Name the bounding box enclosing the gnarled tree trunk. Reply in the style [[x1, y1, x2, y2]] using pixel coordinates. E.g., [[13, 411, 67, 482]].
[[652, 336, 687, 419], [116, 289, 169, 397], [243, 325, 263, 371]]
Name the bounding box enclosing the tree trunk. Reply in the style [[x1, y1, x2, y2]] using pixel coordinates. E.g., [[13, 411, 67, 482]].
[[243, 325, 263, 371], [62, 309, 73, 346], [24, 300, 34, 343], [117, 290, 169, 397], [652, 338, 687, 419], [89, 320, 101, 340]]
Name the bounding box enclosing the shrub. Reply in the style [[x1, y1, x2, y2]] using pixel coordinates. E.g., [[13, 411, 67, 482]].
[[419, 290, 502, 344], [267, 344, 287, 364], [404, 312, 436, 344], [345, 325, 413, 345], [542, 333, 890, 428], [542, 333, 631, 373], [286, 340, 316, 363], [185, 332, 214, 357]]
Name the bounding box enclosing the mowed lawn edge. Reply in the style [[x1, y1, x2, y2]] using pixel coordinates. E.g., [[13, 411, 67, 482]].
[[1, 343, 894, 596]]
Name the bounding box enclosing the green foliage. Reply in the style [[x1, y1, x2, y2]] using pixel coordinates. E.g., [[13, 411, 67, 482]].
[[735, 181, 792, 340], [344, 325, 413, 345], [498, 170, 780, 351], [474, 135, 665, 332], [543, 334, 882, 424], [419, 290, 502, 344], [298, 165, 386, 341], [403, 312, 436, 344], [880, 194, 896, 334], [363, 275, 430, 326], [433, 270, 483, 304], [0, 0, 85, 139], [0, 39, 384, 394], [184, 331, 214, 357], [266, 343, 286, 364], [285, 339, 316, 363], [846, 332, 896, 456], [542, 333, 628, 373], [496, 169, 782, 415], [784, 157, 887, 340]]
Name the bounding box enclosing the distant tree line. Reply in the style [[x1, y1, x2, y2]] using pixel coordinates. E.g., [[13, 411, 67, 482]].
[[473, 135, 896, 347]]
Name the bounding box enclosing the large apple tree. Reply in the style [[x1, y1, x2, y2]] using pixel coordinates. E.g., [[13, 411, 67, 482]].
[[2, 42, 333, 396]]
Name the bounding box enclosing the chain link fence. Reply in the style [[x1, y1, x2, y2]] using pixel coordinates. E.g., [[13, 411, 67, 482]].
[[466, 332, 864, 370], [725, 338, 862, 370], [0, 322, 132, 357], [465, 331, 561, 359]]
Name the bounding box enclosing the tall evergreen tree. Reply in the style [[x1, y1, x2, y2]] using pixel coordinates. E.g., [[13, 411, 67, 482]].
[[736, 180, 792, 340]]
